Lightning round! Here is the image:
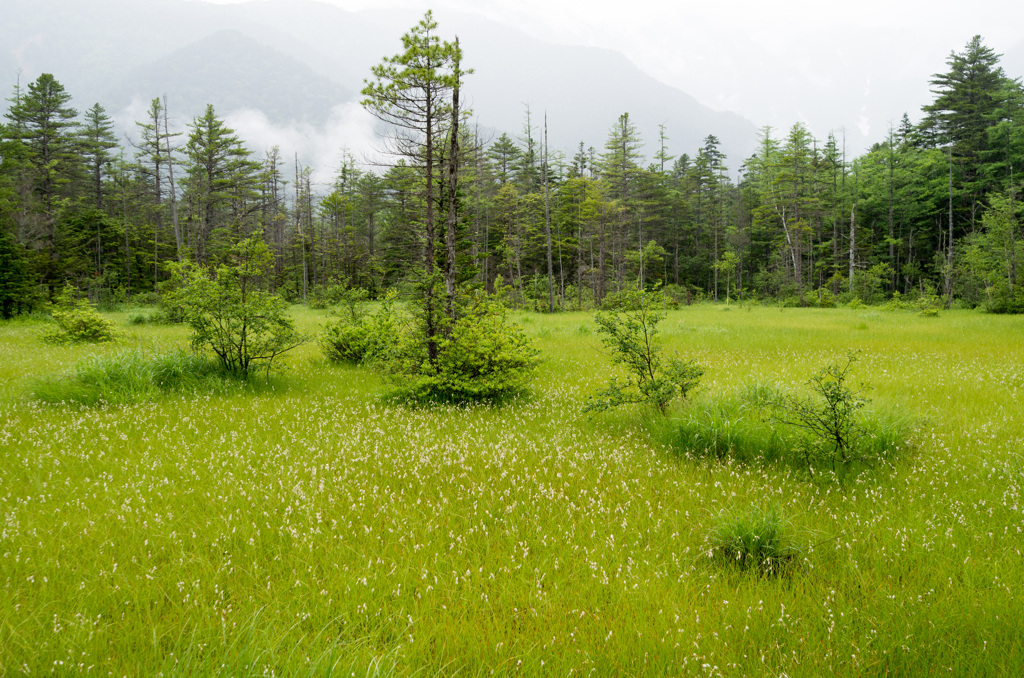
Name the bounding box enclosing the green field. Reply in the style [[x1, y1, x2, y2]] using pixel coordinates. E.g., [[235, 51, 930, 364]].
[[2, 305, 1023, 676]]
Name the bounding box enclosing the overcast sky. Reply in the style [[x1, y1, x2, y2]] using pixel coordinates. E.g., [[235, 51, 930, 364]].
[[201, 0, 1024, 150]]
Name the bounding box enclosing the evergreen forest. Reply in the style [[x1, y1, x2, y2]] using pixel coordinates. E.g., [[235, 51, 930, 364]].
[[1, 31, 1022, 317]]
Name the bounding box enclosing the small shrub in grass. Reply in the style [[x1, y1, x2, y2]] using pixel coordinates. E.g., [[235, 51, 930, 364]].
[[768, 352, 868, 477], [126, 311, 150, 325], [710, 505, 797, 575], [380, 293, 540, 404], [31, 348, 233, 406], [586, 288, 703, 414], [657, 376, 914, 474], [166, 237, 305, 378], [44, 284, 117, 344], [320, 290, 399, 364]]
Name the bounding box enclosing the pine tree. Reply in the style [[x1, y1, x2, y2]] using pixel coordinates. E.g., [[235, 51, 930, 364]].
[[80, 103, 118, 211]]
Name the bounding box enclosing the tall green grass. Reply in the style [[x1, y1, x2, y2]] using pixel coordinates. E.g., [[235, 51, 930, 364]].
[[31, 347, 241, 405], [2, 305, 1024, 676], [653, 382, 918, 475]]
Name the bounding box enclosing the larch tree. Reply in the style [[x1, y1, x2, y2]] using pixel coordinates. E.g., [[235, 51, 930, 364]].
[[361, 9, 467, 362]]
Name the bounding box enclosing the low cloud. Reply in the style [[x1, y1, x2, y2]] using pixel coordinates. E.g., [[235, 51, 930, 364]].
[[224, 103, 382, 188], [116, 100, 385, 193]]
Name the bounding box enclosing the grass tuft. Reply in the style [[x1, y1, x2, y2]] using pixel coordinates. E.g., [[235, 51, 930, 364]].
[[656, 380, 917, 473], [710, 504, 797, 575], [31, 347, 245, 406]]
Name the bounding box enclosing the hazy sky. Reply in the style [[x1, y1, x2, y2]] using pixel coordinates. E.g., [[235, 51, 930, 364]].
[[202, 0, 1024, 149]]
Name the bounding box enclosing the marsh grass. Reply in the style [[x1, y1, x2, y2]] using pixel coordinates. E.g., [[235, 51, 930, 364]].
[[710, 504, 798, 575], [30, 347, 259, 406], [1, 304, 1024, 676], [655, 381, 918, 475]]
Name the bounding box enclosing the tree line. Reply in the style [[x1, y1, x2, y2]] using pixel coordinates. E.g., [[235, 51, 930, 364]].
[[1, 32, 1021, 318]]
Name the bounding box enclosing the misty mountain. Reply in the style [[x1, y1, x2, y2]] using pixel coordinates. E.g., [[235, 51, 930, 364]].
[[1, 0, 759, 165], [104, 30, 352, 126]]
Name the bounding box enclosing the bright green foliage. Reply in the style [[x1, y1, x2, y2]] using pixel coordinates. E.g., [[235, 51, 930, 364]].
[[769, 352, 871, 476], [31, 348, 230, 406], [166, 237, 304, 377], [711, 505, 796, 575], [586, 289, 702, 413], [45, 284, 116, 344], [382, 294, 539, 403], [319, 290, 400, 364], [309, 283, 365, 311]]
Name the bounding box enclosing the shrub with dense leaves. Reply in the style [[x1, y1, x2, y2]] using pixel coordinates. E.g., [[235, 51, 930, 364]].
[[381, 293, 540, 404], [319, 290, 400, 364], [165, 238, 305, 378], [44, 285, 117, 344]]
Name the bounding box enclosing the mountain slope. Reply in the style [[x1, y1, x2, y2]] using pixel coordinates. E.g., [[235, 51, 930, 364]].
[[1, 0, 759, 163], [105, 29, 352, 125]]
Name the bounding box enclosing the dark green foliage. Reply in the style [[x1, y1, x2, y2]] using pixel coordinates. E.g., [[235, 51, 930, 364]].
[[166, 237, 305, 377], [45, 284, 116, 344], [586, 289, 703, 414], [31, 348, 235, 406], [381, 294, 540, 404], [0, 226, 37, 318], [710, 505, 796, 575]]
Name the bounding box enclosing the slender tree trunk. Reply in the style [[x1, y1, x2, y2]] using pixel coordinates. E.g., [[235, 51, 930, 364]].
[[946, 146, 954, 308], [544, 114, 554, 313], [848, 205, 856, 293], [163, 96, 182, 260], [444, 50, 461, 324], [295, 154, 308, 303]]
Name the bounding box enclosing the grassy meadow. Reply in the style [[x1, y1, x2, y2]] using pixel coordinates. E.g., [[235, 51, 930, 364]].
[[1, 303, 1023, 676]]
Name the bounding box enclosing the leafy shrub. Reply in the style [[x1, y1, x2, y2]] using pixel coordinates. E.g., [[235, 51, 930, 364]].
[[586, 289, 703, 414], [44, 285, 117, 344], [319, 291, 400, 364], [31, 348, 233, 406], [381, 294, 540, 404], [165, 237, 305, 378], [767, 352, 878, 477], [815, 288, 836, 308], [984, 281, 1024, 314], [657, 377, 915, 475], [710, 505, 796, 575], [310, 283, 368, 310]]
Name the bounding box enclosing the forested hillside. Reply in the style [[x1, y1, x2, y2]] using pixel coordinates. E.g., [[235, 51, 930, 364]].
[[1, 30, 1021, 318]]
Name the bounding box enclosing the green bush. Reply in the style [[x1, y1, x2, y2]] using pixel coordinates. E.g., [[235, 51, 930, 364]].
[[310, 283, 368, 310], [381, 294, 540, 404], [166, 238, 305, 378], [710, 505, 796, 575], [768, 352, 878, 477], [319, 291, 400, 364], [815, 288, 836, 308], [985, 281, 1024, 314], [586, 289, 703, 414], [656, 377, 915, 475], [44, 285, 117, 344]]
